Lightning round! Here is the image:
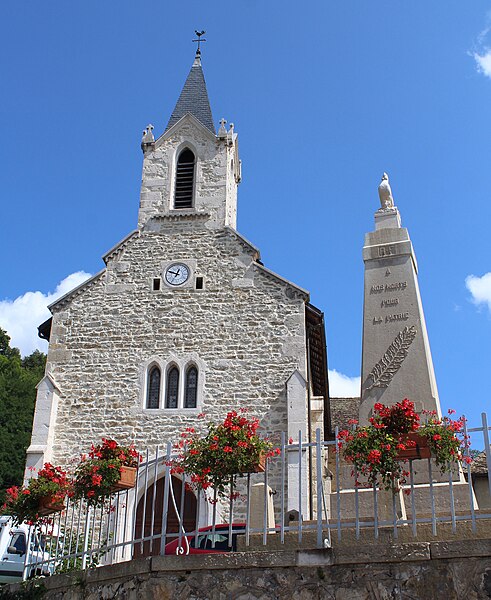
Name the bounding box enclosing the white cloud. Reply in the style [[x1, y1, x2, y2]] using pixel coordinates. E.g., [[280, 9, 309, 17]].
[[0, 272, 92, 356], [328, 369, 360, 397], [466, 272, 491, 312], [472, 18, 491, 79], [473, 50, 491, 79]]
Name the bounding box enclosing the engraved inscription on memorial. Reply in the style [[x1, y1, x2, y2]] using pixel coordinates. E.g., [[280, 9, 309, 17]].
[[365, 325, 417, 391], [370, 281, 407, 295], [385, 282, 407, 292], [370, 284, 384, 294], [385, 312, 409, 323], [381, 298, 399, 308]]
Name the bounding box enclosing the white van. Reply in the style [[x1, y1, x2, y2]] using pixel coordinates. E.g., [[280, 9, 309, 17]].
[[0, 518, 57, 583], [0, 516, 13, 560]]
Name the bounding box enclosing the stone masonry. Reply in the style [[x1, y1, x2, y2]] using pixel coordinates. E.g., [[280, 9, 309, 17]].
[[40, 221, 308, 465], [7, 539, 491, 599]]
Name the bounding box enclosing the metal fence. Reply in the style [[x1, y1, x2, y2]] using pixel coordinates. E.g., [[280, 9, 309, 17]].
[[21, 412, 491, 579]]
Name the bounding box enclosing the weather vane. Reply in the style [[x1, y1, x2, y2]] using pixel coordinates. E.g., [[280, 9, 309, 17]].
[[193, 30, 206, 55]]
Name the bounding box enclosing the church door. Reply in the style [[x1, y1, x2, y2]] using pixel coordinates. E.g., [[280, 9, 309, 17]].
[[133, 476, 197, 558]]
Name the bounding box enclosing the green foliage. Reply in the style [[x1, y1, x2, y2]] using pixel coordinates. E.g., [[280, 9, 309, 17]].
[[0, 328, 46, 505], [0, 330, 20, 360], [469, 448, 483, 459], [54, 524, 108, 573], [0, 580, 46, 599]]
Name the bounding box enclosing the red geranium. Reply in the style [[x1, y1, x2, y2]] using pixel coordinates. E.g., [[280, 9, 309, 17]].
[[73, 439, 142, 506], [171, 410, 274, 499], [338, 400, 469, 493]]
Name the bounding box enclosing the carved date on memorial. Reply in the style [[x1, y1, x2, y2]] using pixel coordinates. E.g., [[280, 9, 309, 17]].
[[378, 245, 396, 257], [366, 325, 417, 391]]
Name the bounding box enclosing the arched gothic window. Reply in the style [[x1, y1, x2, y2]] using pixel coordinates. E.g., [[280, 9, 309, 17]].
[[165, 366, 180, 409], [184, 366, 198, 408], [174, 148, 195, 209], [146, 366, 161, 409]]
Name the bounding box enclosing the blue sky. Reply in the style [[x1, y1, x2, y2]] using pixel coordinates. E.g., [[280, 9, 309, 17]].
[[1, 2, 491, 433]]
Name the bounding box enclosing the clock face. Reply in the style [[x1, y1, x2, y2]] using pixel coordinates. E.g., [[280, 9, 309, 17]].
[[164, 263, 190, 286]]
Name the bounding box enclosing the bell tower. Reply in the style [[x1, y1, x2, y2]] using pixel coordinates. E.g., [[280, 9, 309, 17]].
[[137, 47, 241, 230]]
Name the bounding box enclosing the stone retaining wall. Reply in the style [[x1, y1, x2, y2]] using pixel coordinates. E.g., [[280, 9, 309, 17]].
[[7, 539, 491, 599]]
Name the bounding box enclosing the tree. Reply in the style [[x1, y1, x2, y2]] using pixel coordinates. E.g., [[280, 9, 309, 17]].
[[0, 328, 46, 503]]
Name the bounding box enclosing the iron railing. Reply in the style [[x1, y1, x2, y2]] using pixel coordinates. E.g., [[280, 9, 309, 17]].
[[19, 412, 491, 579]]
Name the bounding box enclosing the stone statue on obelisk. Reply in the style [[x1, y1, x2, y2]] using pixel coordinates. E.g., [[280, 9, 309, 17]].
[[359, 173, 442, 424]]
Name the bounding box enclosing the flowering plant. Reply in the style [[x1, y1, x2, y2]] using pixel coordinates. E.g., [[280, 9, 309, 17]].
[[338, 422, 407, 492], [420, 410, 468, 471], [0, 463, 70, 525], [72, 439, 141, 506], [371, 398, 420, 434], [337, 400, 469, 493], [171, 410, 277, 499]]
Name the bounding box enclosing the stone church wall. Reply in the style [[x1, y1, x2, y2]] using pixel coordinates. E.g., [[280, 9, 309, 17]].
[[47, 222, 307, 466]]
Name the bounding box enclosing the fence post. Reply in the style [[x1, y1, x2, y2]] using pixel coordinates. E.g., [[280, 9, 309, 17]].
[[280, 431, 286, 545], [298, 429, 303, 544], [81, 506, 92, 569], [335, 426, 341, 541], [315, 428, 323, 549], [159, 442, 172, 555], [482, 412, 491, 499], [463, 416, 476, 532]]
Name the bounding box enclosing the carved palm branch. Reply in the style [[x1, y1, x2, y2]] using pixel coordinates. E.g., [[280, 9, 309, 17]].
[[366, 325, 417, 391]]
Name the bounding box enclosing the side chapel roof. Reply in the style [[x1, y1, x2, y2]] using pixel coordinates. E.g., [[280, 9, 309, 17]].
[[471, 450, 490, 476], [165, 55, 216, 135]]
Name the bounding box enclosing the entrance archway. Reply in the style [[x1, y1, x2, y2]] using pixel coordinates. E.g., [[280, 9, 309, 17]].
[[133, 476, 197, 557]]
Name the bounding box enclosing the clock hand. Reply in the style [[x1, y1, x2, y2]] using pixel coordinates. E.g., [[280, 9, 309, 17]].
[[168, 269, 179, 276]]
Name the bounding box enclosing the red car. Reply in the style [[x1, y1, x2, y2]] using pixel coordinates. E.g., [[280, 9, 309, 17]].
[[164, 524, 245, 555]]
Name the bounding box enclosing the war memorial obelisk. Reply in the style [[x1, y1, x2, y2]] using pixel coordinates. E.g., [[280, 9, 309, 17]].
[[333, 174, 473, 521], [359, 174, 442, 424]]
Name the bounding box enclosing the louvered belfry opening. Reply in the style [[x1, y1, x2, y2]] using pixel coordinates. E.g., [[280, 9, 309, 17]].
[[174, 148, 195, 209]]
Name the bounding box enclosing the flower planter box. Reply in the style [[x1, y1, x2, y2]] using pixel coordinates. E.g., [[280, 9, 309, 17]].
[[244, 454, 267, 474], [38, 495, 65, 516], [255, 454, 267, 473], [110, 465, 137, 492], [396, 432, 431, 461]]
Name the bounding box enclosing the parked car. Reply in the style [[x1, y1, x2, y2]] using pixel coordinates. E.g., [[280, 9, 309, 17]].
[[164, 523, 246, 555], [0, 518, 57, 584]]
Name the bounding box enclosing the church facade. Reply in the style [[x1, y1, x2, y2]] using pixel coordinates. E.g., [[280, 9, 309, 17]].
[[27, 52, 330, 513]]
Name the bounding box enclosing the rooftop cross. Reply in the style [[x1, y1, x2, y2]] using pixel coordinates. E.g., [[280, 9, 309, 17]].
[[193, 30, 206, 56]]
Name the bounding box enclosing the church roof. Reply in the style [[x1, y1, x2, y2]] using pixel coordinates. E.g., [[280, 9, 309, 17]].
[[165, 55, 215, 135], [306, 303, 332, 438], [470, 450, 490, 476]]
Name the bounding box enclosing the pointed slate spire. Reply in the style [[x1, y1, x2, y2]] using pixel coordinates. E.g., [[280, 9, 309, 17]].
[[165, 53, 216, 135]]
